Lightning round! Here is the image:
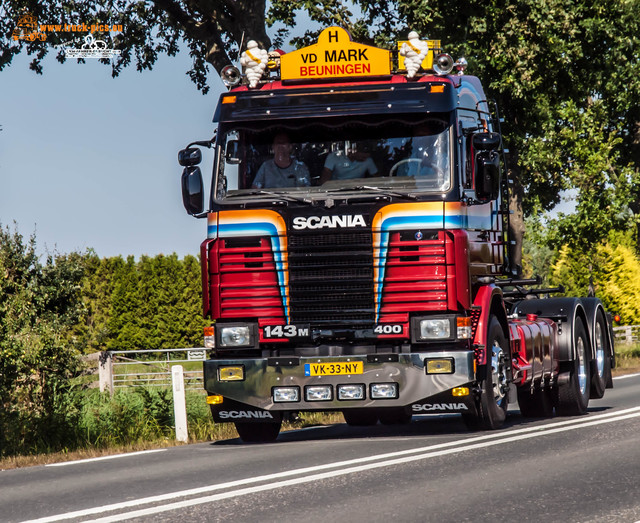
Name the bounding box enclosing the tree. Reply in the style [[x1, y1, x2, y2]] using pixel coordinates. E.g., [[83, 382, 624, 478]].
[[1, 0, 271, 93], [0, 224, 86, 456], [4, 1, 639, 264]]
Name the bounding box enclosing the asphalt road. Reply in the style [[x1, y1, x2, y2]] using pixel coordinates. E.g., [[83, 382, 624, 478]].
[[2, 373, 640, 523]]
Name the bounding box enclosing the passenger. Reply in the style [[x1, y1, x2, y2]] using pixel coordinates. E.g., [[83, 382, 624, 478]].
[[252, 133, 311, 189], [320, 142, 378, 183]]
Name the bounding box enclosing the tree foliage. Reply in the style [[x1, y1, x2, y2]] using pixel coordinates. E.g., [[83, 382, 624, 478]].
[[0, 224, 86, 455], [549, 236, 640, 324], [4, 1, 640, 269]]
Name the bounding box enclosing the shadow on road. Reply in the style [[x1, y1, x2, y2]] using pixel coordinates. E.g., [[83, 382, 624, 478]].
[[211, 404, 615, 446]]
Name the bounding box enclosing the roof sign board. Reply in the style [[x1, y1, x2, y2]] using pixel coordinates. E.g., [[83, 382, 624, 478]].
[[280, 27, 391, 81]]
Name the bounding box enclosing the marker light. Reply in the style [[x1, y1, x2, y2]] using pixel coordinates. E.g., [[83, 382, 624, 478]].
[[370, 383, 398, 399], [305, 385, 333, 402], [425, 358, 454, 374], [273, 387, 300, 403], [218, 366, 244, 382], [206, 395, 223, 404], [337, 384, 366, 401]]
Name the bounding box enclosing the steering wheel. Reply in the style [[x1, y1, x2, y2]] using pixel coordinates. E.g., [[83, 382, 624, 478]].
[[389, 158, 445, 178]]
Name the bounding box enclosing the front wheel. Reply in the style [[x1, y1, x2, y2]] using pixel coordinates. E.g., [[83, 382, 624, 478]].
[[234, 421, 282, 443], [475, 317, 510, 429]]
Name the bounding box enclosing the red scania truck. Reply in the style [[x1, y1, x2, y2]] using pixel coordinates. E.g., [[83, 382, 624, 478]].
[[179, 27, 615, 442]]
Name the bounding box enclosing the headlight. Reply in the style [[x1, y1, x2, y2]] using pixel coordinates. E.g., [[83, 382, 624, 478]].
[[419, 319, 451, 339], [216, 324, 257, 348]]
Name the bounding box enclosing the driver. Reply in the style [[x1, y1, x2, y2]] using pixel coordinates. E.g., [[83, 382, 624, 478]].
[[252, 132, 311, 189], [320, 142, 378, 183]]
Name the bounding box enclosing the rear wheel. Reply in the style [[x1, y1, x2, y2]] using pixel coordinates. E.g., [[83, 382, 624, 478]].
[[557, 319, 590, 416], [234, 421, 282, 443], [590, 310, 611, 399], [343, 409, 378, 426]]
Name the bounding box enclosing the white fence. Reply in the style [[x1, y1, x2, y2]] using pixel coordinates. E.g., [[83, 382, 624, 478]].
[[99, 348, 207, 394], [612, 325, 640, 346]]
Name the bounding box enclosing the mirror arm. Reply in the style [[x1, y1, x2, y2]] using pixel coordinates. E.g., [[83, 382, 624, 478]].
[[187, 139, 214, 149]]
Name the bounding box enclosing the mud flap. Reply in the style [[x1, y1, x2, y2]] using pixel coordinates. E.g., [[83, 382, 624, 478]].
[[210, 397, 283, 424], [411, 388, 479, 416]]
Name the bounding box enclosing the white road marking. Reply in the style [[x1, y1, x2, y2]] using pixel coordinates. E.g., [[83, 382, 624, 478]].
[[88, 408, 640, 522], [23, 406, 640, 523], [613, 372, 640, 380], [45, 449, 167, 467]]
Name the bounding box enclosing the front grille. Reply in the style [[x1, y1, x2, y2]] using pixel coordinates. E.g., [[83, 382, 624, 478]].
[[288, 231, 374, 326]]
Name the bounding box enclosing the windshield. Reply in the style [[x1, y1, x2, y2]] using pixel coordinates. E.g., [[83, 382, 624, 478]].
[[214, 114, 452, 201]]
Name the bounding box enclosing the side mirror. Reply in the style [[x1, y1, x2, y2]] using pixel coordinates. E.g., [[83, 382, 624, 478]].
[[181, 166, 204, 215], [225, 140, 241, 164], [475, 152, 500, 201], [178, 147, 202, 167], [472, 132, 500, 151]]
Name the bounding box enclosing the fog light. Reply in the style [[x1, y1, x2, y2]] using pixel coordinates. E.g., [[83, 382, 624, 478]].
[[206, 395, 223, 404], [425, 358, 454, 374], [419, 319, 451, 339], [219, 326, 251, 347], [273, 387, 300, 403], [370, 383, 398, 399], [452, 387, 470, 397], [337, 384, 365, 401], [218, 366, 244, 381], [305, 385, 332, 402]]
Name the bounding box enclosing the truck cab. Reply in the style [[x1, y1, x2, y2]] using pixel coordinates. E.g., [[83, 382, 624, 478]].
[[180, 27, 613, 442]]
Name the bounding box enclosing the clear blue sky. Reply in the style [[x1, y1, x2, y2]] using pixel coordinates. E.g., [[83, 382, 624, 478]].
[[1, 45, 222, 259]]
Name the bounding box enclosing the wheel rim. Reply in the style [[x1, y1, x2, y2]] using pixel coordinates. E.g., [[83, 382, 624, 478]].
[[577, 336, 587, 395], [595, 321, 605, 377], [490, 341, 507, 405]]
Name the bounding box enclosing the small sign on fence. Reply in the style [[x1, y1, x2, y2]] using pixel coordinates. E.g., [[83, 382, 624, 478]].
[[187, 350, 206, 361]]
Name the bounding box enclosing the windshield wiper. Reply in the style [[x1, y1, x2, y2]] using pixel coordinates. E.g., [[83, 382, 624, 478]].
[[324, 185, 418, 200], [226, 190, 312, 203]]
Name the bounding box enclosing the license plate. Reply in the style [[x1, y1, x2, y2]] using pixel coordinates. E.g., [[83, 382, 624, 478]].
[[304, 361, 364, 376]]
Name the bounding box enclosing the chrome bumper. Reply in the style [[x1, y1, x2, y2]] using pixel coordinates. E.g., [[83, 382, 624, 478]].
[[204, 351, 475, 410]]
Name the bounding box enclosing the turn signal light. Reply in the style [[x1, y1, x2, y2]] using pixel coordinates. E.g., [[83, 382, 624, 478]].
[[452, 387, 470, 397], [206, 395, 223, 404]]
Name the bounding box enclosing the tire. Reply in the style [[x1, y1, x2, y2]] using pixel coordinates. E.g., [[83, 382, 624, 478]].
[[589, 309, 611, 399], [517, 382, 554, 418], [556, 319, 591, 416], [343, 409, 378, 426], [467, 317, 510, 430], [234, 421, 282, 443], [378, 407, 412, 425]]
